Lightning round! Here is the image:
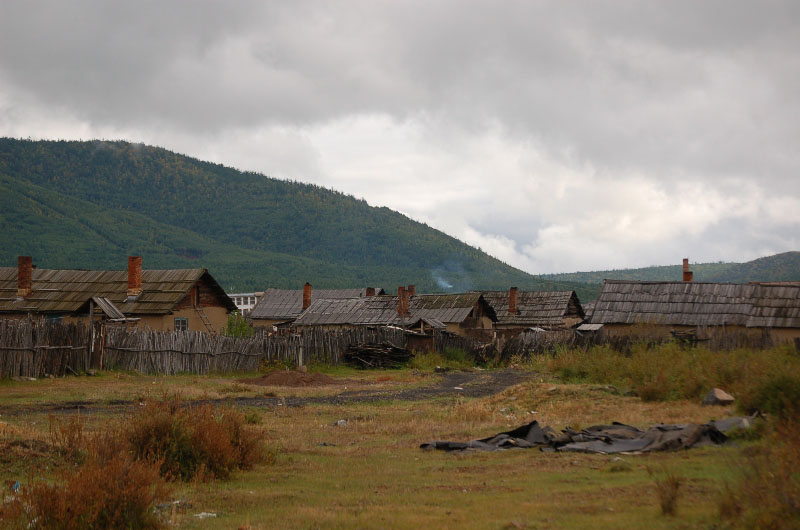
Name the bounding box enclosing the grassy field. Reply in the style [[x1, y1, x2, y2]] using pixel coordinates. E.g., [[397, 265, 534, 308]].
[[0, 363, 759, 529]]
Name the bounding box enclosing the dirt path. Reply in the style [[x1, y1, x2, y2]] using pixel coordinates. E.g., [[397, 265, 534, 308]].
[[0, 369, 531, 417]]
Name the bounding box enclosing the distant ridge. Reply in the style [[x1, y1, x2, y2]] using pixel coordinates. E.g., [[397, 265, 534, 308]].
[[0, 138, 600, 300], [540, 252, 800, 286]]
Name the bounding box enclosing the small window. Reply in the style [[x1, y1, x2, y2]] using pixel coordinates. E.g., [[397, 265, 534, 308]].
[[174, 317, 189, 331]]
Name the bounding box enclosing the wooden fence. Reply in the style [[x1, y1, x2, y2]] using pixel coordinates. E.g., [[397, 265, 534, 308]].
[[103, 325, 411, 375], [500, 326, 794, 359], [2, 320, 486, 377], [2, 318, 796, 377], [0, 319, 91, 378]]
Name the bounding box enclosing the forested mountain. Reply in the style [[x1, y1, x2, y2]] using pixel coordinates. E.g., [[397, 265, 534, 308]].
[[540, 252, 800, 285], [0, 138, 599, 299]]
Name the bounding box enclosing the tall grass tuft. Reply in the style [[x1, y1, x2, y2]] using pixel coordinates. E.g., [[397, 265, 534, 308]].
[[719, 412, 800, 528], [648, 466, 682, 516]]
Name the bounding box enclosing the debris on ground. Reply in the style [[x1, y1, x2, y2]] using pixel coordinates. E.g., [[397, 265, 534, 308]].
[[421, 416, 758, 454], [237, 371, 343, 388], [343, 342, 413, 369], [333, 419, 348, 427], [194, 512, 217, 519], [702, 388, 735, 406]]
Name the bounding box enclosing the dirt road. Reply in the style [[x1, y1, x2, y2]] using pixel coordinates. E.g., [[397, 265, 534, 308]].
[[0, 369, 531, 417]]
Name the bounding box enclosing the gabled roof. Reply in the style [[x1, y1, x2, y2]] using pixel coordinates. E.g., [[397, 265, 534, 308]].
[[249, 287, 384, 320], [478, 290, 584, 328], [590, 280, 800, 328], [293, 293, 496, 327], [0, 268, 236, 315]]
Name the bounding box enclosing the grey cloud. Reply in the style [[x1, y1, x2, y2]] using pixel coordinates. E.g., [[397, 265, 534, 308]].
[[1, 0, 798, 272]]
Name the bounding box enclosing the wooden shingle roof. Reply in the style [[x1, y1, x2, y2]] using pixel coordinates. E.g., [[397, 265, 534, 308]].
[[478, 290, 584, 328], [0, 267, 235, 315], [293, 293, 496, 327], [590, 280, 800, 328], [249, 287, 385, 320]]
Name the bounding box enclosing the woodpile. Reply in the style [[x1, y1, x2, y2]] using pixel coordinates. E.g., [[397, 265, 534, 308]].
[[343, 342, 413, 369]]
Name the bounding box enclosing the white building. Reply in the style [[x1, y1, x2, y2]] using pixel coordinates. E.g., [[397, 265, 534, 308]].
[[228, 291, 264, 316]]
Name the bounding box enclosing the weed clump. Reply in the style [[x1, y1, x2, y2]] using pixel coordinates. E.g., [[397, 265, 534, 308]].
[[48, 414, 86, 464]]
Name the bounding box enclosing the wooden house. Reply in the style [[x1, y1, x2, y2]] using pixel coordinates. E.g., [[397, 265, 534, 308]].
[[590, 280, 800, 343], [0, 256, 236, 333], [249, 284, 384, 328], [292, 289, 496, 340], [477, 288, 585, 341]]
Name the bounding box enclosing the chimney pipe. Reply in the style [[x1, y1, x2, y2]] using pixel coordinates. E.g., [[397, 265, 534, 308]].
[[127, 256, 142, 297], [302, 282, 312, 311], [682, 258, 693, 282], [407, 285, 415, 296], [17, 256, 33, 298], [509, 287, 519, 314], [366, 287, 375, 297]]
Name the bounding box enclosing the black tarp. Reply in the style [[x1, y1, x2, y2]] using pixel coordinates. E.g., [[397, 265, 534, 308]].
[[420, 417, 755, 454]]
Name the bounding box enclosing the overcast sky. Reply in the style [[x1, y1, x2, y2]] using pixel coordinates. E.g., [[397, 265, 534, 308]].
[[1, 1, 798, 274]]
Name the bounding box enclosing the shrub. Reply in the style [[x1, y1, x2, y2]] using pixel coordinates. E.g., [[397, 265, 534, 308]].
[[222, 311, 254, 338], [1, 454, 171, 529], [741, 374, 800, 418], [126, 401, 264, 481]]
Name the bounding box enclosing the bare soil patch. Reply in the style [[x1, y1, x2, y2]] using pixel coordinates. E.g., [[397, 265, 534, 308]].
[[238, 370, 343, 388]]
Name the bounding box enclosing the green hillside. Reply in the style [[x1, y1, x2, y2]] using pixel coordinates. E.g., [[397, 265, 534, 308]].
[[0, 138, 599, 300], [541, 252, 800, 285]]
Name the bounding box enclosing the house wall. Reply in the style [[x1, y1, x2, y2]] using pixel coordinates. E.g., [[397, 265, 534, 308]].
[[600, 323, 790, 344], [768, 327, 800, 343], [134, 306, 228, 334]]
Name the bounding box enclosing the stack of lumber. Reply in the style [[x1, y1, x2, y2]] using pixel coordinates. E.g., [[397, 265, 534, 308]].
[[343, 342, 413, 369]]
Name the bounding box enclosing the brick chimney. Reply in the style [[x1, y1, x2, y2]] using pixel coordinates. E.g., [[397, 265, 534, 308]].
[[17, 256, 33, 298], [682, 258, 693, 282], [407, 285, 415, 296], [366, 287, 375, 297], [397, 286, 406, 316], [127, 256, 143, 297], [302, 282, 312, 311], [509, 286, 519, 314]]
